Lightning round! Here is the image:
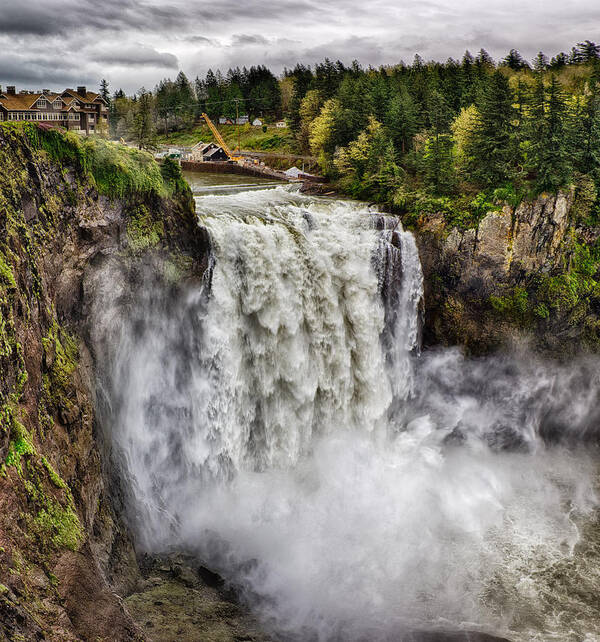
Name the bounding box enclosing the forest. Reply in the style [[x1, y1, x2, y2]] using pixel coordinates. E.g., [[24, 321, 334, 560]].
[[105, 41, 600, 223]]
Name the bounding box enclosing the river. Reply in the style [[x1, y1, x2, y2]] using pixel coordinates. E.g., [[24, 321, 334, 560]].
[[96, 172, 600, 641]]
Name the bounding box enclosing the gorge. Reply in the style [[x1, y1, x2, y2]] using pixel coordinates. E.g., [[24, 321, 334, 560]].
[[1, 126, 599, 641]]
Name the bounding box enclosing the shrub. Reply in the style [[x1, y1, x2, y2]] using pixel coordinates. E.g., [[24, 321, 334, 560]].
[[21, 125, 184, 199]]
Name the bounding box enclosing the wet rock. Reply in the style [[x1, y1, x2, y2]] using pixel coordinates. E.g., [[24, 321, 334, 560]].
[[0, 125, 210, 641], [413, 189, 583, 355], [54, 550, 144, 641], [126, 554, 273, 642]]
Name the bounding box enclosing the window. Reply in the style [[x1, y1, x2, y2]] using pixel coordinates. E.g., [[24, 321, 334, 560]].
[[37, 98, 47, 108]]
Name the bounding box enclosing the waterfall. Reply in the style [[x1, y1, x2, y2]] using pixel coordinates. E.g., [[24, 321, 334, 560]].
[[94, 186, 600, 642]]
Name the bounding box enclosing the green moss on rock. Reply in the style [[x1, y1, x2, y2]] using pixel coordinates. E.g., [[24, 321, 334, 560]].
[[34, 501, 83, 552], [127, 205, 164, 252], [0, 254, 16, 289]]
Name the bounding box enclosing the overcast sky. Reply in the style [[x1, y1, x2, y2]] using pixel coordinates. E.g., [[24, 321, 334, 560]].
[[0, 0, 598, 94]]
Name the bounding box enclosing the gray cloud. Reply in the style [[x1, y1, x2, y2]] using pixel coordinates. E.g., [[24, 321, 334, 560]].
[[92, 44, 178, 68], [0, 53, 87, 86], [231, 34, 269, 46], [0, 0, 598, 93], [183, 35, 222, 46], [0, 0, 186, 36]]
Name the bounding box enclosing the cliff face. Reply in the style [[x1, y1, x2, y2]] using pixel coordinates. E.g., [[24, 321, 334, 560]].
[[0, 124, 209, 641], [414, 187, 600, 355]]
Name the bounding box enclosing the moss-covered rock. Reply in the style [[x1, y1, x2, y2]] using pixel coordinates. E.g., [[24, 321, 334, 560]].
[[0, 123, 209, 641], [412, 187, 600, 355]]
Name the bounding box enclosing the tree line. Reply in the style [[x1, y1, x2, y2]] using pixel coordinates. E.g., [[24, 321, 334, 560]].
[[103, 65, 282, 144], [100, 40, 600, 217], [283, 41, 600, 217]]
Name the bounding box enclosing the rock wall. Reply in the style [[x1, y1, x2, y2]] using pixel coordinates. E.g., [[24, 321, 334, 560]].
[[0, 125, 209, 641], [413, 189, 600, 355]]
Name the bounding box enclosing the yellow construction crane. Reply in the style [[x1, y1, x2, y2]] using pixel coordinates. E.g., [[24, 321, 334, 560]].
[[201, 113, 243, 162]]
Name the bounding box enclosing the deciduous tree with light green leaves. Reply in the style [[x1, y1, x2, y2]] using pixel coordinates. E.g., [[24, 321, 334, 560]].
[[334, 118, 403, 201]]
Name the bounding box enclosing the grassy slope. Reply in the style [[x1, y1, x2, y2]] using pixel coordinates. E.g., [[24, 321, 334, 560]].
[[156, 123, 298, 154]]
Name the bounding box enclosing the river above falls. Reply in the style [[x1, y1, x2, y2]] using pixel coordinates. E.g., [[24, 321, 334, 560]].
[[183, 169, 287, 196], [95, 181, 600, 642]]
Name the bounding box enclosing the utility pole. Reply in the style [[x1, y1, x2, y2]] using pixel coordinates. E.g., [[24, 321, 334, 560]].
[[235, 99, 241, 154]]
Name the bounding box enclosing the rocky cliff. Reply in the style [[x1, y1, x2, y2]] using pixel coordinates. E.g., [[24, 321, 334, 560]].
[[1, 122, 598, 640], [413, 184, 600, 355], [0, 124, 209, 640]]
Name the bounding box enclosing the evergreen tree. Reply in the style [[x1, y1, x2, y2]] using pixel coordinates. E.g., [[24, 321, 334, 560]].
[[175, 71, 195, 124], [531, 76, 571, 191], [384, 89, 419, 154], [577, 40, 600, 63], [533, 52, 549, 72], [130, 88, 158, 150], [155, 78, 178, 134], [422, 90, 455, 193], [334, 118, 402, 201], [286, 63, 314, 131], [423, 133, 455, 194], [568, 77, 600, 175], [501, 49, 529, 71], [460, 50, 477, 106], [568, 46, 584, 65], [549, 53, 568, 69], [465, 71, 516, 187], [99, 79, 110, 105], [476, 49, 495, 68]]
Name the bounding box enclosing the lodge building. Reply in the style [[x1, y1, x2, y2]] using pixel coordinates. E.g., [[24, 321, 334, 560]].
[[0, 86, 108, 134]]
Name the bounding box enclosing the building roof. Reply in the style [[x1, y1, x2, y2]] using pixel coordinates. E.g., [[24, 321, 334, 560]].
[[61, 89, 104, 105], [0, 87, 106, 112], [0, 93, 44, 110], [204, 146, 227, 159]]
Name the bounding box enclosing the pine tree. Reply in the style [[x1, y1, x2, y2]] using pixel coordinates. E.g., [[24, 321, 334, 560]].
[[421, 90, 455, 193], [155, 78, 178, 134], [549, 53, 568, 69], [460, 50, 476, 106], [476, 49, 495, 68], [577, 40, 600, 63], [568, 77, 600, 175], [533, 52, 548, 72], [501, 49, 529, 71], [423, 133, 455, 194], [384, 89, 419, 154], [130, 88, 158, 150], [531, 76, 571, 191], [465, 71, 516, 187], [99, 79, 110, 105]]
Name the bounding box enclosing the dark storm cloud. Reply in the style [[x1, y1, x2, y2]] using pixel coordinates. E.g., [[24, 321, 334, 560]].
[[0, 0, 186, 36], [1, 0, 599, 92], [191, 0, 334, 24], [0, 53, 83, 86]]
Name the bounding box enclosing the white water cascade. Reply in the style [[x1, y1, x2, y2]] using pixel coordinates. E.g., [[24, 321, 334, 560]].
[[95, 186, 600, 642]]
